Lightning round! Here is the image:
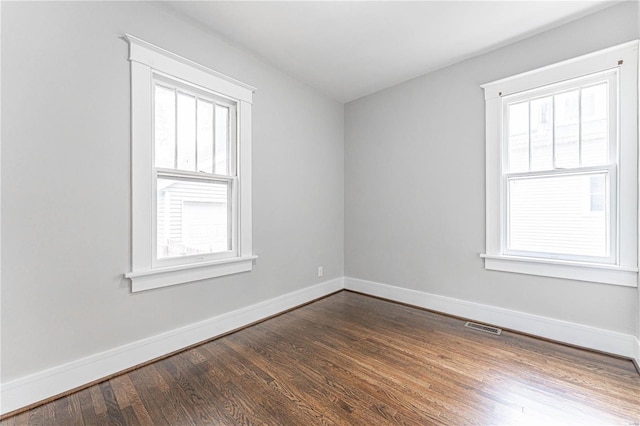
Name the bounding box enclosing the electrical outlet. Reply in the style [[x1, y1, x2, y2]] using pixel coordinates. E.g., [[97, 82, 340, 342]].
[[317, 266, 324, 277]]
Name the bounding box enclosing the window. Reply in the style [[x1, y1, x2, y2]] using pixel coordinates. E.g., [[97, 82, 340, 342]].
[[124, 35, 257, 292], [481, 41, 638, 286], [504, 71, 616, 263], [153, 79, 235, 263]]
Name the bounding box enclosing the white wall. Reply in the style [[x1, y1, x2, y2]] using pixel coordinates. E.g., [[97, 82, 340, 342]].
[[1, 1, 344, 383], [345, 2, 639, 335]]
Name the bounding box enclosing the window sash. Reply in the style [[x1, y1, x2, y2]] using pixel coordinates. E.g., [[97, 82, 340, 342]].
[[152, 172, 238, 268], [502, 69, 618, 174], [152, 76, 238, 177], [502, 165, 617, 264]]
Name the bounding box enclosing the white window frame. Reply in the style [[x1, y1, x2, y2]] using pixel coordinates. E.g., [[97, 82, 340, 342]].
[[481, 40, 639, 287], [124, 34, 257, 292]]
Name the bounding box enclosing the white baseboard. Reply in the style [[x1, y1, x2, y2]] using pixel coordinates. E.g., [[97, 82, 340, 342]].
[[0, 278, 344, 416], [344, 277, 639, 363]]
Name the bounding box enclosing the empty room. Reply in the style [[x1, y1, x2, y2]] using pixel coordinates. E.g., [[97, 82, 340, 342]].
[[2, 0, 640, 424]]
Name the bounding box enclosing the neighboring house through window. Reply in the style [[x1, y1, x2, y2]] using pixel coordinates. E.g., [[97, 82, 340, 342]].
[[481, 41, 639, 286], [125, 35, 257, 292]]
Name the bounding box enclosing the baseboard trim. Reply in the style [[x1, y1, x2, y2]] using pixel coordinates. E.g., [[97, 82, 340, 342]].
[[344, 277, 639, 364], [0, 278, 344, 416], [634, 337, 640, 374], [3, 275, 637, 416]]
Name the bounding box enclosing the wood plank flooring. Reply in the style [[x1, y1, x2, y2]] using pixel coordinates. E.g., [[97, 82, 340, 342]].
[[4, 291, 640, 425]]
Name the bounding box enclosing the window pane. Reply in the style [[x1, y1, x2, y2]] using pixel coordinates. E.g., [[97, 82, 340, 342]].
[[157, 178, 230, 259], [554, 90, 579, 169], [581, 83, 608, 166], [215, 105, 229, 175], [530, 96, 553, 171], [590, 174, 606, 212], [508, 172, 608, 258], [154, 85, 175, 168], [177, 92, 196, 171], [508, 102, 529, 173], [197, 99, 214, 174]]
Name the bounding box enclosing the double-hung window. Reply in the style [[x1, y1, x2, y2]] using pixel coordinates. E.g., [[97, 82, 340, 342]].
[[481, 41, 638, 286], [154, 77, 237, 264], [125, 35, 257, 292]]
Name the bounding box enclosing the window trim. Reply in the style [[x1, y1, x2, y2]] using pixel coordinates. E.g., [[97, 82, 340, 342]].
[[124, 34, 257, 292], [481, 40, 639, 287]]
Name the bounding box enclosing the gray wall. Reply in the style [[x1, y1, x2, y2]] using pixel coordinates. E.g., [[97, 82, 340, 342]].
[[637, 0, 640, 345], [1, 1, 344, 381], [345, 1, 639, 334]]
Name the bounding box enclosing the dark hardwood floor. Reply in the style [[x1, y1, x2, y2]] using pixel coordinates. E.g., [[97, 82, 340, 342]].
[[4, 291, 640, 425]]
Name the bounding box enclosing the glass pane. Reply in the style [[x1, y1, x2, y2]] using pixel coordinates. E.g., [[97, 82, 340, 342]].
[[154, 85, 175, 168], [529, 96, 553, 171], [554, 90, 579, 169], [157, 178, 230, 259], [507, 102, 529, 173], [197, 99, 214, 174], [590, 174, 606, 212], [508, 172, 608, 258], [581, 83, 608, 166], [215, 105, 230, 175], [177, 92, 196, 171]]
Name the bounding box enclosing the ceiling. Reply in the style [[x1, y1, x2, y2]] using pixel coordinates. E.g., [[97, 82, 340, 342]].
[[161, 1, 619, 103]]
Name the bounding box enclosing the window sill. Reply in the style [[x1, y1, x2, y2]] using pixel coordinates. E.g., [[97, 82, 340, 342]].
[[125, 255, 258, 292], [480, 254, 638, 287]]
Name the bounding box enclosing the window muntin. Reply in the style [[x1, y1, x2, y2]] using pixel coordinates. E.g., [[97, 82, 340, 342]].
[[501, 70, 618, 264], [152, 76, 238, 267]]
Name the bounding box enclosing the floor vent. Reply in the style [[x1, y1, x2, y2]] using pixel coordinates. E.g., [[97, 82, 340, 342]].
[[464, 322, 502, 336]]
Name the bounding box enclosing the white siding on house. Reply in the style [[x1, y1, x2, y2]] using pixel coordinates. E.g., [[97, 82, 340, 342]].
[[157, 180, 229, 258], [508, 173, 608, 257]]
